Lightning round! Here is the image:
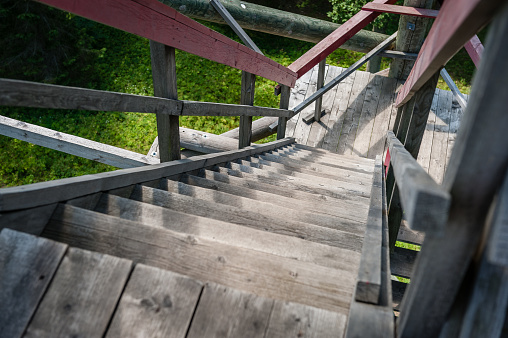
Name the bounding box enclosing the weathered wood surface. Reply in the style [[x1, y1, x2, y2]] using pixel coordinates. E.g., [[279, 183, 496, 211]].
[[362, 3, 439, 18], [428, 90, 452, 184], [397, 7, 508, 336], [288, 0, 397, 77], [107, 264, 203, 338], [416, 89, 439, 173], [487, 171, 508, 267], [313, 59, 327, 122], [0, 78, 293, 118], [0, 138, 294, 211], [44, 204, 357, 314], [390, 246, 418, 279], [96, 191, 362, 269], [0, 229, 67, 338], [397, 220, 425, 245], [35, 0, 297, 87], [387, 131, 450, 232], [464, 35, 484, 68], [355, 157, 383, 304], [439, 68, 467, 110], [162, 0, 392, 53], [0, 115, 159, 168], [0, 203, 57, 235], [389, 0, 435, 80], [239, 71, 256, 148], [276, 85, 291, 139], [150, 42, 180, 161], [395, 0, 502, 105], [25, 247, 132, 337], [391, 279, 407, 311]]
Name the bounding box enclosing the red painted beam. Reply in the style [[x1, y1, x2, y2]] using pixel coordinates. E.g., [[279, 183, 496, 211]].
[[35, 0, 297, 87], [362, 3, 439, 19], [395, 0, 502, 107], [288, 0, 398, 78], [464, 35, 484, 68]]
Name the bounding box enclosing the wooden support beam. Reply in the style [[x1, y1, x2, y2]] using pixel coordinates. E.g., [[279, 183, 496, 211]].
[[464, 35, 484, 68], [150, 42, 180, 162], [288, 0, 398, 78], [397, 5, 508, 335], [314, 59, 326, 122], [239, 71, 256, 149], [277, 85, 291, 140], [0, 115, 159, 168], [377, 50, 418, 60], [0, 137, 295, 212], [0, 78, 293, 118], [395, 0, 503, 106], [35, 0, 296, 87], [362, 3, 439, 18], [387, 131, 450, 233], [440, 69, 467, 110]]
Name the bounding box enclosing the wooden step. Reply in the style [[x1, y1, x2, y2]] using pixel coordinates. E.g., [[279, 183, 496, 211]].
[[92, 192, 362, 270], [289, 144, 378, 165], [43, 203, 357, 314], [179, 173, 367, 233], [391, 246, 418, 279], [128, 183, 365, 250]]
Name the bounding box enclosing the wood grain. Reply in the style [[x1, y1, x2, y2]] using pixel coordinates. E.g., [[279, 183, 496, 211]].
[[107, 264, 203, 338], [362, 3, 439, 18], [0, 229, 67, 338]]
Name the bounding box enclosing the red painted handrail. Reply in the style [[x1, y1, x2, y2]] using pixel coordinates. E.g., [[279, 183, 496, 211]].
[[35, 0, 297, 87]]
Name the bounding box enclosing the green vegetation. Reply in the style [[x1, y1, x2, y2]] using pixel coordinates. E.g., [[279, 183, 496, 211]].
[[0, 1, 478, 187]]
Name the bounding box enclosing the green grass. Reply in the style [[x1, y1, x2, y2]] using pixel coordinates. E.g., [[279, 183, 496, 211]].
[[0, 19, 478, 187]]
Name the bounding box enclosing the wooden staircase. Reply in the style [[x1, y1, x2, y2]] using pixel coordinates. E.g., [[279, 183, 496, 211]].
[[0, 140, 392, 337]]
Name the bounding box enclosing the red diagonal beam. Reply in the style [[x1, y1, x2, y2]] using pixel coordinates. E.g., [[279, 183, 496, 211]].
[[395, 0, 501, 107], [288, 0, 398, 78], [35, 0, 297, 87], [464, 35, 484, 68], [362, 3, 439, 18]]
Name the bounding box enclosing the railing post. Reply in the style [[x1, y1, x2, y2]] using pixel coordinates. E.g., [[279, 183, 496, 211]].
[[277, 85, 291, 139], [150, 41, 180, 161], [314, 59, 326, 122], [239, 71, 256, 148]]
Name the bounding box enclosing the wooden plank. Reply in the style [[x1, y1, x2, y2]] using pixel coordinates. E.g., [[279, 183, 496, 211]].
[[353, 74, 383, 157], [0, 78, 293, 118], [45, 204, 358, 314], [285, 66, 316, 137], [314, 58, 327, 122], [0, 137, 294, 211], [150, 42, 180, 161], [276, 85, 291, 139], [239, 71, 256, 148], [96, 192, 363, 270], [397, 219, 425, 245], [266, 300, 347, 337], [388, 80, 405, 131], [362, 3, 439, 18], [428, 89, 452, 184], [355, 157, 383, 304], [397, 8, 508, 336], [445, 97, 465, 170], [292, 32, 397, 116], [387, 131, 450, 232], [367, 76, 398, 159], [35, 0, 297, 87], [391, 279, 407, 311], [0, 229, 67, 338], [487, 169, 508, 267], [25, 247, 132, 337], [0, 203, 57, 235], [395, 0, 502, 106], [0, 115, 159, 168], [288, 0, 397, 78], [336, 71, 371, 155], [390, 246, 417, 279], [321, 69, 357, 152], [187, 283, 272, 337], [106, 264, 203, 338], [377, 50, 418, 60], [416, 89, 439, 173], [464, 35, 484, 68]]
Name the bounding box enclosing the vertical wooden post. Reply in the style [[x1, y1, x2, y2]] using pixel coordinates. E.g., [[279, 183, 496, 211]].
[[389, 0, 435, 80], [239, 71, 256, 148], [277, 85, 291, 139], [367, 26, 383, 73], [314, 59, 326, 122], [150, 41, 180, 161]]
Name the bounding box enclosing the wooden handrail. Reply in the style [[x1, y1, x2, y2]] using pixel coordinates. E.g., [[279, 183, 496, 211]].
[[0, 79, 293, 118], [386, 131, 450, 233], [34, 0, 297, 87], [362, 3, 439, 18]]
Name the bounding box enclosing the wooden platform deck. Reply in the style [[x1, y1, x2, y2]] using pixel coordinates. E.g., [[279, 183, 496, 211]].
[[286, 65, 467, 184]]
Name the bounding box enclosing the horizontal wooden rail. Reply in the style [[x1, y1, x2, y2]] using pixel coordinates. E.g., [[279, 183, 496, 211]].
[[387, 131, 450, 233], [377, 50, 418, 60], [0, 115, 159, 169], [293, 32, 397, 118], [288, 0, 397, 78], [35, 0, 297, 87], [395, 0, 502, 106], [362, 3, 439, 18], [0, 79, 293, 117], [0, 137, 295, 211]]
